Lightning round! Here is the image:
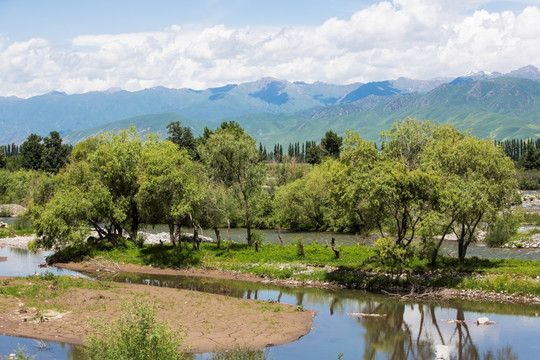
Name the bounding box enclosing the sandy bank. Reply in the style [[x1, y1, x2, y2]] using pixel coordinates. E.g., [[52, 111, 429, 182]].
[[0, 277, 315, 353]]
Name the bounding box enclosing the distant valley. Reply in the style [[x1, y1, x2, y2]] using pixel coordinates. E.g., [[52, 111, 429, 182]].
[[1, 65, 540, 146]]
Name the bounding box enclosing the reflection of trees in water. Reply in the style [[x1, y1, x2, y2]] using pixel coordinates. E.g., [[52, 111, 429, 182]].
[[92, 273, 521, 360], [355, 302, 517, 360]]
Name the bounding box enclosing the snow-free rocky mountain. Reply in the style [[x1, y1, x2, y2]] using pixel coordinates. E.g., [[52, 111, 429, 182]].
[[1, 65, 540, 145]]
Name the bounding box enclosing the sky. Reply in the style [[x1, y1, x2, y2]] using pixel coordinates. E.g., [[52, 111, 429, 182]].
[[1, 0, 540, 98]]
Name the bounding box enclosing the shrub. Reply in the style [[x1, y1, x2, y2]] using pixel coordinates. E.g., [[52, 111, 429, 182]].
[[294, 239, 305, 257], [485, 211, 521, 247], [373, 237, 411, 277], [1, 346, 35, 360], [211, 348, 269, 360], [83, 297, 185, 360]]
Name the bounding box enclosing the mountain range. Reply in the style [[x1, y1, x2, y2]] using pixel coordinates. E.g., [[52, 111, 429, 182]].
[[1, 65, 540, 146]]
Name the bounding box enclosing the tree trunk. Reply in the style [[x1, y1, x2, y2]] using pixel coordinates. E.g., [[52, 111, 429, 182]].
[[331, 237, 341, 259], [246, 223, 252, 247], [278, 225, 284, 248], [215, 227, 221, 249], [227, 219, 231, 253], [189, 214, 199, 250], [458, 239, 466, 262], [168, 222, 177, 247]]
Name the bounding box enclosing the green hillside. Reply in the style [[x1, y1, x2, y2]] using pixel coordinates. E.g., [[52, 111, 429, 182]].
[[61, 77, 540, 147], [62, 113, 202, 144]]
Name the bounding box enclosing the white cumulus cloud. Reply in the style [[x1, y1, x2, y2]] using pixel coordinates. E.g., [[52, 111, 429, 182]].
[[1, 0, 540, 98]]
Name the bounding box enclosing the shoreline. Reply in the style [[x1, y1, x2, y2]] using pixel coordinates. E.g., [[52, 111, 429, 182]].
[[0, 275, 315, 352], [3, 235, 540, 305], [57, 261, 540, 305]]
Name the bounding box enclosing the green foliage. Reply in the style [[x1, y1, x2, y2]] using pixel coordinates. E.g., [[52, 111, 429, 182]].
[[522, 211, 540, 226], [199, 125, 265, 246], [305, 144, 321, 165], [84, 297, 185, 360], [295, 239, 305, 257], [485, 211, 521, 247], [1, 346, 35, 360], [273, 161, 333, 231], [167, 121, 197, 159], [516, 169, 540, 190], [0, 169, 49, 205], [321, 130, 342, 158], [20, 132, 70, 173], [251, 229, 263, 252], [21, 134, 44, 171], [373, 237, 411, 276], [0, 150, 6, 169], [210, 348, 269, 360]]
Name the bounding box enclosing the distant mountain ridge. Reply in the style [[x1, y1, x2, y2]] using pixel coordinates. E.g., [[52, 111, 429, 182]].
[[1, 65, 539, 145]]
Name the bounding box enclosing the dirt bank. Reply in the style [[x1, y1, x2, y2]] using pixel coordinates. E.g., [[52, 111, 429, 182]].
[[56, 261, 540, 305], [0, 276, 315, 352]]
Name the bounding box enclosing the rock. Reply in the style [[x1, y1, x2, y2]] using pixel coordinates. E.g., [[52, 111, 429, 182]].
[[476, 316, 496, 325], [0, 221, 7, 228], [435, 345, 450, 360], [0, 204, 26, 217]]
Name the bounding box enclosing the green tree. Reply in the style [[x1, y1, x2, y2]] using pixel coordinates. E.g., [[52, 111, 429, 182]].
[[199, 125, 265, 246], [329, 131, 380, 235], [519, 144, 540, 170], [305, 144, 321, 165], [321, 130, 343, 158], [166, 121, 197, 159], [424, 126, 518, 262], [31, 127, 145, 249], [41, 131, 70, 173], [274, 161, 333, 231], [21, 133, 44, 171], [377, 119, 439, 247], [0, 150, 6, 169], [137, 136, 197, 247]]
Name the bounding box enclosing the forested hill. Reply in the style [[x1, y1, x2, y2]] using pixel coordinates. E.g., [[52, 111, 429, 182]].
[[234, 77, 540, 146], [2, 66, 540, 145], [62, 76, 540, 147]]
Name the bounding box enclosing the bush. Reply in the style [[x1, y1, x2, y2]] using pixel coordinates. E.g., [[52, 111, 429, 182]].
[[211, 348, 269, 360], [373, 237, 411, 277], [294, 239, 305, 257], [485, 211, 521, 247], [83, 297, 185, 360], [516, 169, 540, 190], [1, 346, 35, 360]]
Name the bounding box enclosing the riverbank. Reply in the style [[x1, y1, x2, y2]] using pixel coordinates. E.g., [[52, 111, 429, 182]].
[[5, 234, 540, 305], [0, 274, 314, 352], [56, 259, 540, 305]]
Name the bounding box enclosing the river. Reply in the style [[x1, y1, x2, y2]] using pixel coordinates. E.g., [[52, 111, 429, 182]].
[[1, 236, 540, 359]]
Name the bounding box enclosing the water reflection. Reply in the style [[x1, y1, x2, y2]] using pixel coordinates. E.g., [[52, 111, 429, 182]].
[[0, 335, 84, 360], [140, 225, 540, 261], [92, 272, 540, 360], [0, 246, 84, 277]]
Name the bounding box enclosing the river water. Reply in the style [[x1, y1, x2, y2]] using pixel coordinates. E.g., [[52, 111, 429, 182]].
[[1, 238, 540, 359]]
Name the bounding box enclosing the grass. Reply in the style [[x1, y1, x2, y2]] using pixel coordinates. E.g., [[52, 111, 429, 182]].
[[0, 227, 34, 238], [49, 241, 540, 297], [0, 272, 111, 308]]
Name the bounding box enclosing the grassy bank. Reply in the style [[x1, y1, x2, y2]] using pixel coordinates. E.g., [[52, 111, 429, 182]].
[[47, 241, 540, 298]]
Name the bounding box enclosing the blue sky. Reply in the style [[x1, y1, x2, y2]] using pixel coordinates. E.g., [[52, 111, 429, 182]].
[[1, 0, 540, 97]]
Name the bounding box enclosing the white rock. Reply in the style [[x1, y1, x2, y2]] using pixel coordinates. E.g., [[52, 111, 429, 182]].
[[435, 344, 450, 360], [476, 317, 490, 325]]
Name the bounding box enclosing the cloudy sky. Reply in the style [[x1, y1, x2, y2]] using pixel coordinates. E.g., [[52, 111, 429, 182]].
[[1, 0, 540, 98]]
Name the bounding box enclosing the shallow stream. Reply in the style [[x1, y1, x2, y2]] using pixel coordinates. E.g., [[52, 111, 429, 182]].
[[1, 238, 540, 359]]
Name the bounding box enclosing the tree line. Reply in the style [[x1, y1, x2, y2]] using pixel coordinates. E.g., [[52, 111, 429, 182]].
[[0, 131, 72, 173], [15, 117, 517, 265], [0, 118, 519, 263]]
